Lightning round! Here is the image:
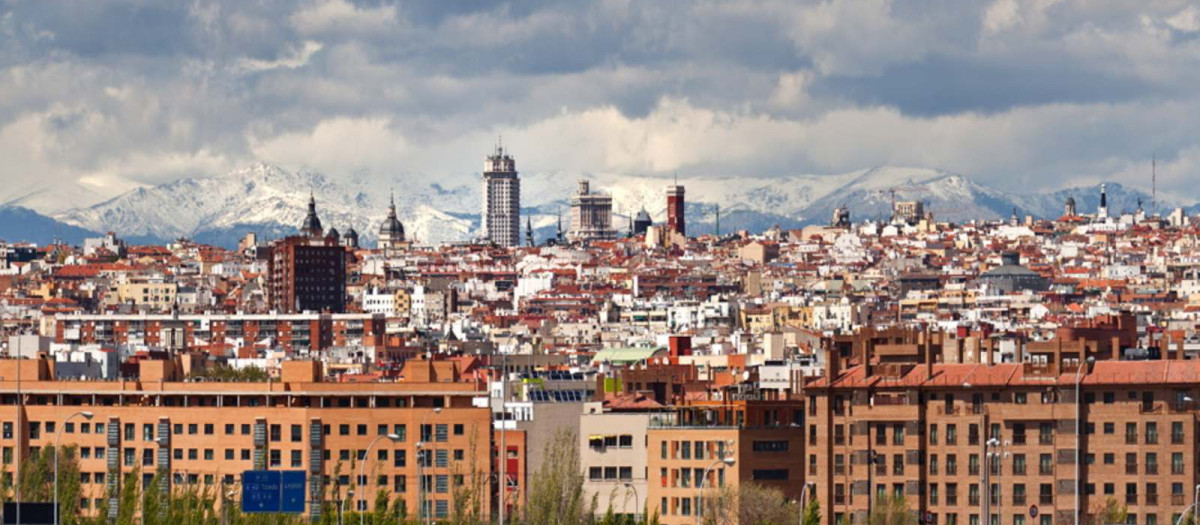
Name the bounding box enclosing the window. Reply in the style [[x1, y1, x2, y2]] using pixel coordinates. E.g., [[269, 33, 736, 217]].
[[751, 469, 788, 481], [752, 441, 789, 453], [291, 450, 302, 468], [930, 424, 939, 445], [453, 424, 464, 436], [357, 424, 368, 436], [142, 424, 154, 441], [291, 425, 303, 442]]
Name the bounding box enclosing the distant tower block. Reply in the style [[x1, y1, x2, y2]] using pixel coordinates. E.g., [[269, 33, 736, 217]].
[[482, 142, 520, 247], [666, 184, 685, 236], [1098, 183, 1109, 219]]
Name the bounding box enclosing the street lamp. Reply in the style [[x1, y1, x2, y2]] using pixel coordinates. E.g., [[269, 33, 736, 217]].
[[360, 433, 403, 525], [696, 451, 735, 525], [418, 408, 442, 525], [797, 482, 815, 525], [54, 411, 93, 525], [623, 482, 639, 522], [1174, 485, 1200, 525], [1075, 356, 1093, 525]]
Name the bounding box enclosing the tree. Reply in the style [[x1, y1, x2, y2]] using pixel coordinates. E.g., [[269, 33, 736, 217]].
[[802, 498, 821, 525], [524, 428, 594, 525], [868, 493, 916, 525], [1089, 497, 1128, 525], [700, 482, 799, 525]]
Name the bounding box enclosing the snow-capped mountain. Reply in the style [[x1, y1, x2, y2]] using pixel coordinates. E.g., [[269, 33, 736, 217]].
[[48, 163, 1194, 248]]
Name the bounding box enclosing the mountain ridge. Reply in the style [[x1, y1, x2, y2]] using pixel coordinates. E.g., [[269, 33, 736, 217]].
[[28, 163, 1193, 248]]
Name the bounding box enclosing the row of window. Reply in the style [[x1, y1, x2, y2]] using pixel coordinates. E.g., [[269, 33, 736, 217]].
[[3, 421, 468, 443], [817, 420, 1186, 447]]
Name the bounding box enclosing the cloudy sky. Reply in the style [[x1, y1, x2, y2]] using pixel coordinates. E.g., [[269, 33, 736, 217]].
[[3, 0, 1200, 211]]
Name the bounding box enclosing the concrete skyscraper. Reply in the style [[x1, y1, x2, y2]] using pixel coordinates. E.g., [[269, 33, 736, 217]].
[[482, 143, 520, 247], [665, 184, 685, 236]]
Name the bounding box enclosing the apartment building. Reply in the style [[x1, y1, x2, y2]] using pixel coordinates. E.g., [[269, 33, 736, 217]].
[[645, 400, 806, 525], [580, 405, 653, 519], [807, 340, 1200, 525], [0, 359, 492, 522], [54, 312, 386, 355]]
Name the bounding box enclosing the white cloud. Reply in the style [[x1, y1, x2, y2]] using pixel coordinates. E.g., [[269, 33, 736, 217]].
[[290, 0, 398, 36], [238, 40, 323, 72], [983, 0, 1022, 34], [249, 117, 408, 177]]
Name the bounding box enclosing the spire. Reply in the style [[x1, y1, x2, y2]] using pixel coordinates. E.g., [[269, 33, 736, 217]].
[[388, 189, 397, 217], [526, 216, 534, 247]]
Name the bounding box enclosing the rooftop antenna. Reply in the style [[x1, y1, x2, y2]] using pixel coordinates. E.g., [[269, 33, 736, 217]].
[[1152, 154, 1156, 210], [715, 204, 721, 237]]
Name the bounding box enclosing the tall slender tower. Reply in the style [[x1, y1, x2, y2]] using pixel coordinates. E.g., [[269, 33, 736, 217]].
[[665, 184, 685, 236], [1098, 183, 1109, 219], [482, 142, 520, 247]]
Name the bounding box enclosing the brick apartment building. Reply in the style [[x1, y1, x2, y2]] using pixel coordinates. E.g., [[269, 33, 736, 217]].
[[646, 400, 806, 525], [807, 326, 1200, 525], [0, 358, 492, 522], [54, 313, 386, 355], [268, 234, 347, 314]]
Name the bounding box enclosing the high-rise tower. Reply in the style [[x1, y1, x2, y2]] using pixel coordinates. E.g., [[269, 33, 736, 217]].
[[482, 142, 520, 247], [665, 184, 685, 236], [1098, 183, 1109, 219]]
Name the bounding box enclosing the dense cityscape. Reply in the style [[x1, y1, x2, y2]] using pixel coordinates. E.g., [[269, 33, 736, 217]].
[[2, 142, 1200, 525]]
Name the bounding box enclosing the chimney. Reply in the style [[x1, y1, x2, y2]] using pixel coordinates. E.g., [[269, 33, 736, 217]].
[[824, 339, 839, 380], [863, 336, 873, 378], [1176, 334, 1185, 361], [986, 337, 996, 366], [924, 326, 935, 378], [1111, 336, 1122, 360]]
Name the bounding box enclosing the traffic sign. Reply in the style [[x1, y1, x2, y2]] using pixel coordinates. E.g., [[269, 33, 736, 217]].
[[281, 471, 307, 513], [242, 470, 306, 514], [1029, 505, 1038, 518]]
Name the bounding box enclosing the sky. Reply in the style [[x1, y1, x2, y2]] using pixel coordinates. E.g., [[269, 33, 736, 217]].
[[2, 0, 1200, 211]]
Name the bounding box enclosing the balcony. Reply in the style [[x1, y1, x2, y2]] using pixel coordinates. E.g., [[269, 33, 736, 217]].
[[1146, 433, 1158, 445], [1125, 464, 1138, 475], [1173, 432, 1185, 445], [1125, 493, 1137, 505], [946, 465, 958, 476], [1146, 463, 1158, 475], [969, 465, 981, 476], [1174, 494, 1186, 506], [1013, 435, 1026, 446], [946, 495, 958, 506], [1039, 465, 1053, 476], [969, 495, 980, 506], [1146, 494, 1158, 506], [1039, 435, 1054, 446], [1125, 433, 1138, 445], [1040, 494, 1053, 505], [875, 463, 886, 476], [1173, 464, 1185, 475], [1013, 464, 1026, 476], [1013, 494, 1026, 506]]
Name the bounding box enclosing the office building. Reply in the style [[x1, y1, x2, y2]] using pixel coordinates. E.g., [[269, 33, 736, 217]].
[[568, 180, 616, 243]]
